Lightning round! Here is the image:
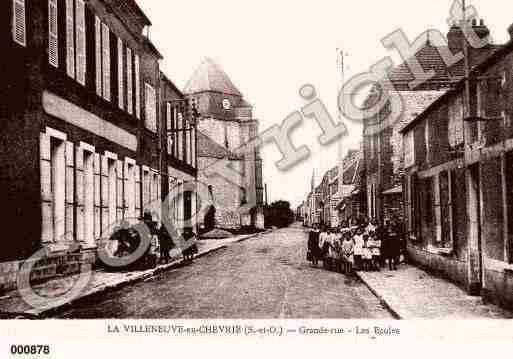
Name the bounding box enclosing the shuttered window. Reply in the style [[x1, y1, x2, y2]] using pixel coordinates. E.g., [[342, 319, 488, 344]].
[[75, 0, 86, 85], [95, 16, 102, 96], [101, 23, 110, 101], [65, 0, 75, 78], [145, 83, 156, 132], [135, 54, 141, 119], [126, 48, 133, 114], [12, 0, 26, 46], [167, 103, 172, 154], [48, 0, 59, 67], [117, 38, 124, 109]]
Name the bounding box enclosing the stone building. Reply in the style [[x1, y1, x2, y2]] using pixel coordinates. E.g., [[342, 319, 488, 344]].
[[362, 20, 498, 223], [184, 58, 264, 230], [0, 0, 196, 291], [400, 23, 513, 310]]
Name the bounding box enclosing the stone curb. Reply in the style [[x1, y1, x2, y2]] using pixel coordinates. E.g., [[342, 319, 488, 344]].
[[354, 271, 403, 320], [15, 231, 269, 318]]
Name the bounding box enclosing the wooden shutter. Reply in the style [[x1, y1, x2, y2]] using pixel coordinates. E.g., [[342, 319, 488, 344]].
[[135, 54, 141, 118], [167, 103, 172, 154], [93, 153, 101, 240], [126, 47, 133, 114], [75, 0, 86, 85], [12, 0, 26, 46], [117, 38, 124, 109], [145, 84, 156, 132], [95, 16, 102, 96], [65, 0, 75, 78], [40, 133, 53, 243], [65, 141, 75, 241], [48, 0, 59, 67], [101, 23, 110, 101]]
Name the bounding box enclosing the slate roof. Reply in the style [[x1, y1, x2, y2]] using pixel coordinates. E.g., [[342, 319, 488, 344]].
[[184, 58, 243, 97], [197, 131, 243, 160]]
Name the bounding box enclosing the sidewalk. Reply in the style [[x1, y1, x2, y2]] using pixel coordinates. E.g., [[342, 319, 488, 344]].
[[0, 232, 264, 318], [356, 264, 513, 319]]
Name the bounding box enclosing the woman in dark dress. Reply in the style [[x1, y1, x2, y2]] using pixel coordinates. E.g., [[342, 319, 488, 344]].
[[307, 226, 320, 266]]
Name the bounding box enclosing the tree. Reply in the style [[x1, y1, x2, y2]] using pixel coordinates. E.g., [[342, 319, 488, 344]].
[[265, 200, 295, 228]]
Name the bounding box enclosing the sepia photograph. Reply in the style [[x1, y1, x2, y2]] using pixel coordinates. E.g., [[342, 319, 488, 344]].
[[1, 0, 513, 354]]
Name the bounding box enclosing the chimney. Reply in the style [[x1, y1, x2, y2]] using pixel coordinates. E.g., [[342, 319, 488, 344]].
[[447, 18, 490, 51]]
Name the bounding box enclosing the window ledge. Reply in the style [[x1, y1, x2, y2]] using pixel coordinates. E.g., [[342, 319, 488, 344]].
[[485, 258, 513, 273]]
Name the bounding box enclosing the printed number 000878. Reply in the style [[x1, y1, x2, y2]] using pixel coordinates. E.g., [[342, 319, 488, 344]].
[[10, 345, 50, 355]]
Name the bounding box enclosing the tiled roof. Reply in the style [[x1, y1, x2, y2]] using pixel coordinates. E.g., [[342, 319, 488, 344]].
[[363, 42, 501, 133], [184, 57, 243, 97], [384, 44, 500, 91], [197, 131, 243, 160]]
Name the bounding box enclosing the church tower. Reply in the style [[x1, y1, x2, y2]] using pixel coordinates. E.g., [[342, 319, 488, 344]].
[[184, 58, 264, 230]]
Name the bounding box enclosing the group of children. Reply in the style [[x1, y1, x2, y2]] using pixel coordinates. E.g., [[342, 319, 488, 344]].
[[307, 221, 383, 274]]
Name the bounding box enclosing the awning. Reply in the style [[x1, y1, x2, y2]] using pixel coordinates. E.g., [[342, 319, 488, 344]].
[[382, 185, 402, 195]]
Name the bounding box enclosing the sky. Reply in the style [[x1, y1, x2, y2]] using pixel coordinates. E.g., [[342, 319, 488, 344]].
[[137, 0, 512, 208]]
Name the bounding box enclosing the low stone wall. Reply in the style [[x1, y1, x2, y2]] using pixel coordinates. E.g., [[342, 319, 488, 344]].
[[406, 244, 469, 290], [0, 250, 93, 294], [483, 268, 513, 311]]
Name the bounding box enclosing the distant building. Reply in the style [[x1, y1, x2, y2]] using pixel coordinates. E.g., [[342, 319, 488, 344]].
[[184, 58, 264, 230]]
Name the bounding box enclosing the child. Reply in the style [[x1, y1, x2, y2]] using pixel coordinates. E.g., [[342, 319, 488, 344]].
[[353, 227, 364, 271], [341, 233, 355, 274], [368, 232, 381, 271], [362, 234, 373, 271]]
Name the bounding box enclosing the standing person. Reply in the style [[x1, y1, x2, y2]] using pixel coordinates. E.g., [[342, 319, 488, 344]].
[[319, 227, 329, 269], [367, 231, 381, 271], [366, 218, 377, 236], [158, 225, 174, 264], [341, 233, 355, 274], [362, 234, 373, 271], [307, 225, 320, 266], [384, 218, 401, 270], [353, 227, 364, 271]]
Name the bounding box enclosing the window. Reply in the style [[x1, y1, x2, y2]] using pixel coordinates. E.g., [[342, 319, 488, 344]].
[[404, 131, 415, 167], [48, 0, 59, 67], [166, 102, 173, 155], [12, 0, 26, 46], [425, 120, 430, 163], [101, 23, 110, 101], [126, 48, 133, 114], [95, 16, 102, 96], [135, 54, 141, 119], [117, 38, 124, 109], [368, 136, 374, 159], [81, 146, 95, 246], [439, 171, 453, 249], [94, 18, 111, 100], [65, 0, 75, 78], [64, 0, 86, 84], [75, 0, 86, 85], [145, 83, 157, 132], [448, 95, 464, 148]]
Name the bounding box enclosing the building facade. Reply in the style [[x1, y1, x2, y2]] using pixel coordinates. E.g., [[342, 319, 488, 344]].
[[401, 26, 513, 309], [184, 58, 264, 231], [362, 21, 497, 224], [0, 0, 196, 291]]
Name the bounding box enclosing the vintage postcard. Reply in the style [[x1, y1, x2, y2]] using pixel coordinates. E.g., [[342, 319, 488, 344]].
[[1, 0, 513, 356]]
